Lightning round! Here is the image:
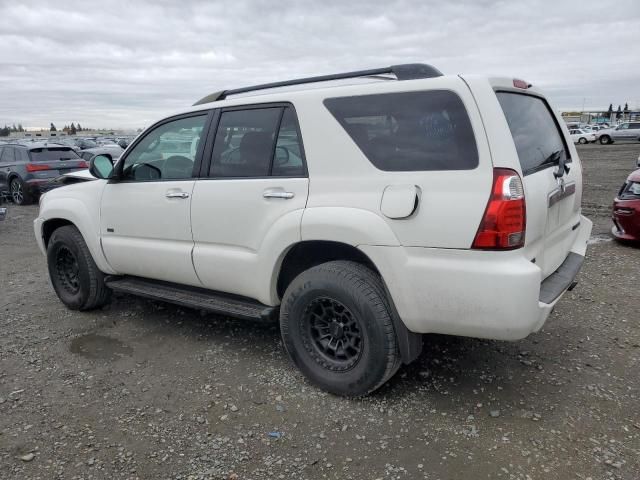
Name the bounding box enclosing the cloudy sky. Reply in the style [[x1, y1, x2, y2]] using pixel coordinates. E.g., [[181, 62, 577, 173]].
[[1, 0, 639, 130]]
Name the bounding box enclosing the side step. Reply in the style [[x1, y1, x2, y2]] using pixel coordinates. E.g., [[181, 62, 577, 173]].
[[105, 276, 277, 322]]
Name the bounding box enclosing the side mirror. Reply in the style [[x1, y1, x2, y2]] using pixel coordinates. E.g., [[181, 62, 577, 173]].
[[89, 155, 114, 179], [636, 155, 640, 168]]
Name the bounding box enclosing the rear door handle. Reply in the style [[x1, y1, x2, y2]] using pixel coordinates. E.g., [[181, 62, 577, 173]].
[[166, 191, 190, 199], [263, 190, 294, 199]]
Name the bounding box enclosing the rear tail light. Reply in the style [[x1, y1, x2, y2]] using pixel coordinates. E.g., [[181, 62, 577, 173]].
[[26, 163, 52, 172], [472, 168, 526, 250], [78, 161, 88, 168]]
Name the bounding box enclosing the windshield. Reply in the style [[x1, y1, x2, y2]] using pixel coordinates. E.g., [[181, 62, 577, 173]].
[[29, 147, 80, 162], [497, 92, 570, 175]]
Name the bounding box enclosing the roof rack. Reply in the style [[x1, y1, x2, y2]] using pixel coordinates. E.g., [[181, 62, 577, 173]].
[[193, 63, 442, 106]]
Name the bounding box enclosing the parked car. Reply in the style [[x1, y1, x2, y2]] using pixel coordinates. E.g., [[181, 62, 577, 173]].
[[598, 121, 640, 145], [0, 142, 88, 204], [34, 64, 592, 396], [569, 128, 596, 144], [73, 138, 99, 150], [611, 158, 640, 243], [78, 145, 124, 163]]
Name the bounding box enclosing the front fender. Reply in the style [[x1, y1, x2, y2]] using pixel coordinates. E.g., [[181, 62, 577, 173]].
[[35, 182, 115, 275]]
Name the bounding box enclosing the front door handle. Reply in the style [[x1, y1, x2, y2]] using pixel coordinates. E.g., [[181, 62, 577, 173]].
[[166, 191, 190, 199], [263, 190, 294, 199]]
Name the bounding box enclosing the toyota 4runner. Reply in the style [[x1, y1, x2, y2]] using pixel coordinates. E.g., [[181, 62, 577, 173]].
[[35, 64, 592, 396]]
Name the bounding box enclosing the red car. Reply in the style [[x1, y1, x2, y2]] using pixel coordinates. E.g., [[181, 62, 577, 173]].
[[612, 167, 640, 243]]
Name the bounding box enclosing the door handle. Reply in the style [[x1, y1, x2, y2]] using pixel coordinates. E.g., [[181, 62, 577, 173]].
[[165, 191, 189, 199], [263, 190, 294, 199]]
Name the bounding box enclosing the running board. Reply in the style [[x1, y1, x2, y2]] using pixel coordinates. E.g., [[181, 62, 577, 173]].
[[105, 276, 277, 322]]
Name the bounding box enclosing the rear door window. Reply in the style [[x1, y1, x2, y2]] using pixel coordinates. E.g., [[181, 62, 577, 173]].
[[323, 90, 478, 171], [209, 106, 306, 178], [1, 147, 15, 162], [496, 92, 569, 176]]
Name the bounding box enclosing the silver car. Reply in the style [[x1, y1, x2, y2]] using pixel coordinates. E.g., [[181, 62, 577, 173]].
[[598, 121, 640, 145]]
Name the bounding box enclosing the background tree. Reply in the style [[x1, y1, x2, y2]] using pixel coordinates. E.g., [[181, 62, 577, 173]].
[[50, 123, 57, 132], [616, 105, 622, 120], [70, 123, 77, 135], [623, 103, 629, 117], [18, 124, 24, 132], [77, 123, 82, 132], [11, 123, 17, 132], [606, 104, 613, 119], [0, 125, 10, 137]]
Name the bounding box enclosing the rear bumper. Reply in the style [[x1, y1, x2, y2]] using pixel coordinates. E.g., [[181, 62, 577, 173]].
[[26, 178, 61, 194], [360, 215, 592, 341]]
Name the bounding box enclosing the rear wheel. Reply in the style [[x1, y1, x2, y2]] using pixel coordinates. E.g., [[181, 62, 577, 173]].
[[47, 225, 111, 310], [10, 177, 32, 205], [578, 137, 587, 144], [599, 135, 612, 145], [280, 260, 400, 397]]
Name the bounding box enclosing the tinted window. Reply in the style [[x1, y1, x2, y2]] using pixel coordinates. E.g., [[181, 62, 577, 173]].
[[1, 147, 15, 162], [324, 90, 478, 171], [121, 115, 207, 181], [630, 123, 640, 129], [497, 92, 569, 175], [209, 108, 281, 177], [273, 107, 305, 177], [29, 147, 79, 162]]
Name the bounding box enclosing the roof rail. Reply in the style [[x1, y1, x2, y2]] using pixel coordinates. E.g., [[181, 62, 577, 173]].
[[193, 63, 442, 106]]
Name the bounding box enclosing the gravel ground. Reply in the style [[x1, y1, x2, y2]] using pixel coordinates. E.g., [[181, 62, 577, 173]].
[[1, 143, 639, 480]]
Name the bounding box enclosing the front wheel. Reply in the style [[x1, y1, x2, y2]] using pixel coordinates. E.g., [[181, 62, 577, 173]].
[[47, 225, 111, 310], [599, 135, 612, 145], [280, 260, 400, 397], [578, 137, 587, 144]]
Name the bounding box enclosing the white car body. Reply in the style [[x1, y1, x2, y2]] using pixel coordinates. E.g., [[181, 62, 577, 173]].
[[35, 70, 591, 345], [569, 129, 596, 144]]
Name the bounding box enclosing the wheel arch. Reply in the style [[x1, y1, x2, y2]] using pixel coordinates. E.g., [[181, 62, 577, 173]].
[[275, 240, 422, 364]]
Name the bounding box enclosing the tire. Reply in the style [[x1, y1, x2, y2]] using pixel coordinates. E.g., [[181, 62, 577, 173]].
[[47, 225, 111, 310], [10, 177, 32, 205], [280, 260, 400, 397], [578, 137, 587, 144], [599, 135, 612, 145]]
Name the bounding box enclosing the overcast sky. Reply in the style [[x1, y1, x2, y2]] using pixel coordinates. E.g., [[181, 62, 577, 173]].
[[1, 0, 639, 130]]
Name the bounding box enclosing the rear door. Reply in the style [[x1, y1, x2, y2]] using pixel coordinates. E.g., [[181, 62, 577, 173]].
[[190, 104, 309, 304], [491, 86, 583, 278]]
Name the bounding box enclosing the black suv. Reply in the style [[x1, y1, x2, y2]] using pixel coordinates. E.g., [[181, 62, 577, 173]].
[[0, 143, 88, 205]]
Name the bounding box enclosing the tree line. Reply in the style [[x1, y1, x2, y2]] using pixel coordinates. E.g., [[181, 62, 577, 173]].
[[0, 122, 90, 137]]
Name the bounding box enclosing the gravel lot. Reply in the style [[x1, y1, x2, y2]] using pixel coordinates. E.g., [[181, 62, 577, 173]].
[[1, 143, 639, 480]]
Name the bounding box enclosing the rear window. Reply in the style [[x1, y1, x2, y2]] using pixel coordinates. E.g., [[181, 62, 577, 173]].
[[324, 90, 478, 171], [497, 92, 569, 176], [29, 147, 80, 162]]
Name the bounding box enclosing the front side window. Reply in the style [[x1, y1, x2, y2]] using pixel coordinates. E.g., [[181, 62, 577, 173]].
[[497, 92, 569, 176], [324, 90, 478, 171], [121, 115, 207, 181]]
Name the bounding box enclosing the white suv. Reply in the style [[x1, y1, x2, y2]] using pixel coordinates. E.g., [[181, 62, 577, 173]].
[[34, 64, 592, 396]]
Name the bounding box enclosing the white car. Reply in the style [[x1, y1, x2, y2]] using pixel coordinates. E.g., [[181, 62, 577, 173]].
[[34, 64, 592, 396], [569, 128, 596, 144]]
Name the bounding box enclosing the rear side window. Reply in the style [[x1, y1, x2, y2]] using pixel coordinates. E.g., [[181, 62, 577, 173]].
[[209, 106, 305, 178], [324, 90, 478, 171], [1, 147, 15, 162], [29, 147, 80, 162], [497, 92, 569, 176]]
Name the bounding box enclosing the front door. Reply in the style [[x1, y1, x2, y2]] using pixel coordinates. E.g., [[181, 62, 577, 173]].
[[191, 105, 309, 304], [100, 112, 210, 286]]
